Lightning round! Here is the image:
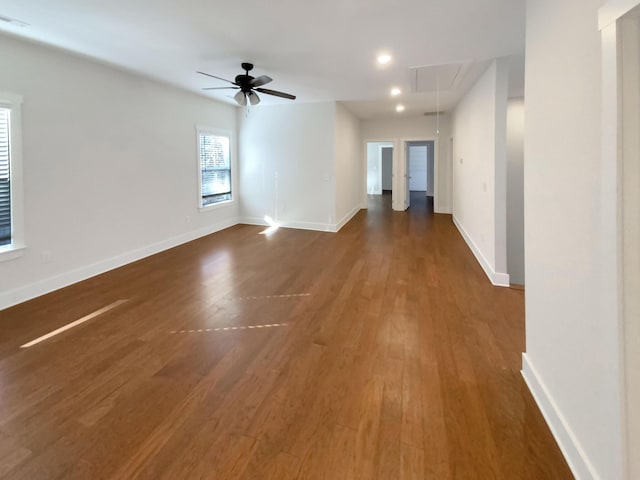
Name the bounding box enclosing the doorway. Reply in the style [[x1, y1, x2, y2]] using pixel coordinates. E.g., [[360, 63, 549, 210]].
[[364, 138, 439, 212], [366, 141, 394, 207], [402, 140, 435, 211]]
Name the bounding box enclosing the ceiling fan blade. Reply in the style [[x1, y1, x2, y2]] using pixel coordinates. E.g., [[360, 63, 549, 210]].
[[197, 71, 238, 85], [255, 88, 296, 100], [203, 86, 240, 90], [250, 75, 272, 88], [234, 90, 247, 106], [248, 91, 261, 105]]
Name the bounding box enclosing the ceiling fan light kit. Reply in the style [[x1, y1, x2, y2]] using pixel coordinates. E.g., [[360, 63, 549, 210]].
[[234, 90, 247, 106], [248, 91, 260, 106], [198, 62, 296, 106]]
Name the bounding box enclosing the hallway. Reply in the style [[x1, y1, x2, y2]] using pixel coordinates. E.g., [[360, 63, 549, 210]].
[[0, 198, 572, 479]]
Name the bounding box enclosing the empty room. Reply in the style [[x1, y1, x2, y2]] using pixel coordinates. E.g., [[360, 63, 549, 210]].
[[0, 0, 638, 479]]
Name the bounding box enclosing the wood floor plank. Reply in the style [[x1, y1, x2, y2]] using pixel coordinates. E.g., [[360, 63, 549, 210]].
[[0, 193, 573, 479], [239, 440, 301, 480], [0, 432, 31, 478]]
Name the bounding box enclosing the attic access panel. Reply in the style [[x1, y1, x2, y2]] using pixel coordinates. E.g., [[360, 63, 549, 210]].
[[409, 62, 468, 92]]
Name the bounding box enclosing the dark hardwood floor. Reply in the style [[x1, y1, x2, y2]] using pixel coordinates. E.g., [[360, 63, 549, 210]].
[[0, 192, 572, 479]]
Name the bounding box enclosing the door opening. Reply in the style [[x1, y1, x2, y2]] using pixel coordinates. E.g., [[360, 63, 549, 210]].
[[403, 140, 435, 211], [366, 141, 394, 208]]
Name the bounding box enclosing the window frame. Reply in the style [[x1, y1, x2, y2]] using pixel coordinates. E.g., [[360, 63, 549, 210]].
[[196, 126, 234, 211], [0, 92, 25, 262]]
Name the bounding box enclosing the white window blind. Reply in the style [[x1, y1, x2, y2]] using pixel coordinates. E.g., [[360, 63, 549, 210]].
[[0, 107, 10, 247], [199, 131, 231, 207]]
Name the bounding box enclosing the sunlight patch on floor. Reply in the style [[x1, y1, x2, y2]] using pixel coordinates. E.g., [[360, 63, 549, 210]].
[[170, 323, 289, 334], [232, 293, 311, 301]]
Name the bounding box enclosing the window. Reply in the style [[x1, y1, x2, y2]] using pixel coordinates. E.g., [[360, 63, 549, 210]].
[[0, 107, 10, 247], [0, 92, 24, 260], [197, 128, 232, 208]]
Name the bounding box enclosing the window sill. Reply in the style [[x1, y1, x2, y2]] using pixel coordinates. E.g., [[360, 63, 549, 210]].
[[0, 244, 25, 262], [199, 199, 234, 213]]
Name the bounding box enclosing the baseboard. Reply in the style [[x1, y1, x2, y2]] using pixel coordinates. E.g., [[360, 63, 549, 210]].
[[277, 219, 336, 232], [238, 217, 335, 233], [452, 216, 510, 287], [335, 206, 362, 232], [0, 218, 238, 311], [237, 217, 269, 227], [521, 354, 600, 480], [239, 209, 361, 234]]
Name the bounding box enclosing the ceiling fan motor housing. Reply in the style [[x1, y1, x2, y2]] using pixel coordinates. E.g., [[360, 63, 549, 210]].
[[236, 63, 255, 92], [235, 74, 254, 91]]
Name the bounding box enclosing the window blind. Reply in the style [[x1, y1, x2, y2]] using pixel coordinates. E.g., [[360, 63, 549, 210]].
[[199, 133, 231, 206], [0, 108, 10, 246]]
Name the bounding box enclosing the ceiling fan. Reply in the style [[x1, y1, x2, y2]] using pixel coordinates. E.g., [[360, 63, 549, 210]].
[[197, 62, 296, 106]]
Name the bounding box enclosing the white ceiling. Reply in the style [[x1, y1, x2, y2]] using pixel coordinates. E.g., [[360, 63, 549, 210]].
[[0, 0, 526, 119]]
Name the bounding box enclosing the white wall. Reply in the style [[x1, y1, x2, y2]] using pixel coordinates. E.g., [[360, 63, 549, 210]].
[[238, 102, 337, 231], [361, 114, 451, 213], [0, 34, 239, 310], [522, 1, 625, 479], [451, 59, 509, 286], [335, 103, 362, 228], [506, 98, 525, 285]]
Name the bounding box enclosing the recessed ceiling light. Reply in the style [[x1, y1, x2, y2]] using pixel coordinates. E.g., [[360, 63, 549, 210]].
[[390, 87, 401, 96], [377, 54, 392, 65], [396, 104, 405, 112]]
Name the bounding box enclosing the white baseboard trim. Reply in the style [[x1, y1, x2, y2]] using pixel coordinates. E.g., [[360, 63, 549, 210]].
[[239, 209, 361, 234], [335, 206, 362, 232], [0, 218, 238, 311], [452, 215, 510, 287], [283, 220, 334, 232], [238, 217, 335, 233], [522, 354, 600, 480], [237, 217, 269, 227]]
